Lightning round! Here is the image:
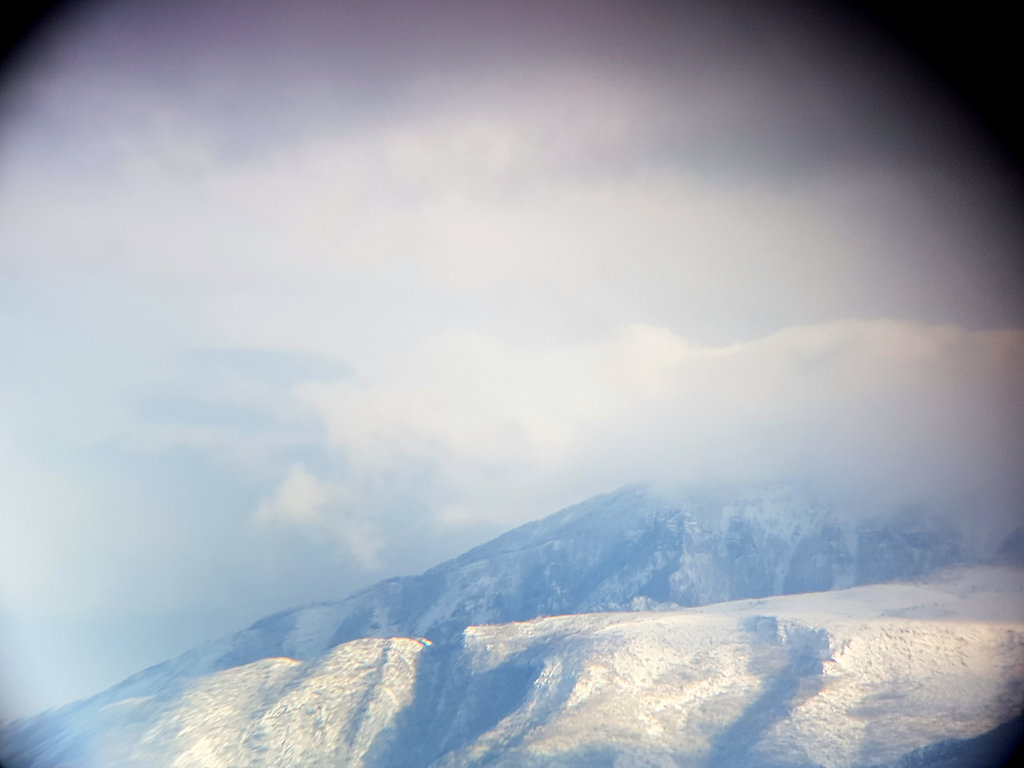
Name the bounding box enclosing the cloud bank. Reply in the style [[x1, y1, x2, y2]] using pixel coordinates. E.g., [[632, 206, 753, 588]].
[[283, 321, 1024, 550]]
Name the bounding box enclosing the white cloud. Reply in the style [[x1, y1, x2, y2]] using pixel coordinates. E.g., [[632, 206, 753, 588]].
[[253, 464, 384, 568], [254, 463, 328, 525], [6, 50, 1020, 371], [293, 320, 1024, 537]]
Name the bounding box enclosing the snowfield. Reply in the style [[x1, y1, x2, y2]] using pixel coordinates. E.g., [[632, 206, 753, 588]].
[[4, 565, 1022, 767]]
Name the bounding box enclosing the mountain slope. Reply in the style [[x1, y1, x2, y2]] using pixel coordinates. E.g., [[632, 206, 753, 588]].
[[99, 484, 964, 695], [0, 483, 991, 767], [5, 566, 1022, 767]]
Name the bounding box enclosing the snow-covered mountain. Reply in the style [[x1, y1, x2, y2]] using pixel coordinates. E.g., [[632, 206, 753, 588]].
[[4, 567, 1023, 768], [106, 484, 965, 685], [2, 484, 1019, 767]]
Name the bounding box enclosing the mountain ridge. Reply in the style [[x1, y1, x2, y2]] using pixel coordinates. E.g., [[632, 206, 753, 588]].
[[13, 484, 975, 714], [3, 482, 1018, 768], [4, 566, 1022, 767], [105, 483, 968, 690]]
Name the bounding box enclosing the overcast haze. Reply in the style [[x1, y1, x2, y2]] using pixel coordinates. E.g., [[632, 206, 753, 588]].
[[1, 0, 1022, 719]]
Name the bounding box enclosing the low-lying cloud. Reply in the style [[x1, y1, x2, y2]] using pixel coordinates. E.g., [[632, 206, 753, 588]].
[[276, 320, 1024, 558]]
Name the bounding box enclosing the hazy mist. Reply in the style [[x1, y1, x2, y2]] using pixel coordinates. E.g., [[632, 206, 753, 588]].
[[1, 0, 1021, 719]]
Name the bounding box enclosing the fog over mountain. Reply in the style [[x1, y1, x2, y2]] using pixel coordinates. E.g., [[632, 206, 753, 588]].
[[1, 0, 1022, 735]]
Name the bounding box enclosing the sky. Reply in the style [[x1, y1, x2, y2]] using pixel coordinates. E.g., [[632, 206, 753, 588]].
[[1, 0, 1022, 719]]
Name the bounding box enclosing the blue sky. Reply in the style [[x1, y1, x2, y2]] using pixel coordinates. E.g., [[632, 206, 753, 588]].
[[1, 0, 1022, 719]]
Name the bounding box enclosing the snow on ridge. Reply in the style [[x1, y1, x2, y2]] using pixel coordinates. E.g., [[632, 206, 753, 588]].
[[441, 571, 1024, 768], [3, 567, 1023, 767], [18, 486, 981, 710], [1, 484, 1008, 767]]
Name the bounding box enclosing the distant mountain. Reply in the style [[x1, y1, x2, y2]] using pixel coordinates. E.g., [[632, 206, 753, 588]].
[[2, 483, 1011, 768], [3, 566, 1022, 767], [119, 484, 965, 683]]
